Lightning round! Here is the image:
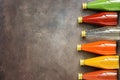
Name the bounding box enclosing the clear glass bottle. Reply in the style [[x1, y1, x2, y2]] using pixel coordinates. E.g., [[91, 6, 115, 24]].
[[81, 27, 120, 40]]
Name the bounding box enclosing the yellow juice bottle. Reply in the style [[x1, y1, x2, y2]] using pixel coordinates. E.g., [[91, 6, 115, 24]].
[[80, 56, 119, 69]]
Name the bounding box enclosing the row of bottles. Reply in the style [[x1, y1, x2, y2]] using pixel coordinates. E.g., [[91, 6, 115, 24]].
[[77, 0, 120, 80]]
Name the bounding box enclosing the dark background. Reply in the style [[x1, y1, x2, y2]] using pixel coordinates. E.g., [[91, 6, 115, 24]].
[[0, 0, 117, 80]]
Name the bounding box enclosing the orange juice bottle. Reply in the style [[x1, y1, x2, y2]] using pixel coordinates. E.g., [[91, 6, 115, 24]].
[[77, 40, 116, 55], [78, 70, 117, 80], [80, 56, 119, 69]]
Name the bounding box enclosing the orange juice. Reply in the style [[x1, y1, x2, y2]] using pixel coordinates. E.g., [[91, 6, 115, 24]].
[[77, 40, 116, 55]]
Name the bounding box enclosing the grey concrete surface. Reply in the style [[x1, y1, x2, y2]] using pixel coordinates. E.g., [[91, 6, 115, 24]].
[[0, 0, 111, 80]]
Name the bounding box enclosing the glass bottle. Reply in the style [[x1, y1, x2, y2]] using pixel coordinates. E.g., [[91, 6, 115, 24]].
[[82, 0, 120, 11], [77, 40, 116, 55], [78, 12, 118, 26], [78, 70, 117, 80], [80, 56, 119, 69], [81, 27, 120, 40]]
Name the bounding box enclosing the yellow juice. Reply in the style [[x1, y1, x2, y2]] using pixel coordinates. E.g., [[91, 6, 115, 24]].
[[80, 56, 119, 69]]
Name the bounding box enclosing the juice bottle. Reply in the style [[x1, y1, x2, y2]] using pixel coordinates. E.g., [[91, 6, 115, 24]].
[[78, 12, 118, 26], [78, 70, 117, 80], [77, 40, 116, 55], [82, 0, 120, 11], [80, 56, 119, 69]]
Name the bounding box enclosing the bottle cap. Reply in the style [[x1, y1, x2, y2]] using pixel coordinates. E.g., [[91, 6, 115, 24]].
[[77, 44, 81, 51], [78, 73, 83, 80], [80, 59, 84, 66], [78, 17, 83, 23], [81, 30, 86, 37], [82, 3, 87, 9]]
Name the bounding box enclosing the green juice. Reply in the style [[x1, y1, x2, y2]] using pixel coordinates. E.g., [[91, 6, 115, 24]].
[[83, 0, 120, 11]]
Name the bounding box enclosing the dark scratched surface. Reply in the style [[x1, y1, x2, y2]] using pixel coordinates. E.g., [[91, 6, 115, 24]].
[[0, 0, 117, 80]]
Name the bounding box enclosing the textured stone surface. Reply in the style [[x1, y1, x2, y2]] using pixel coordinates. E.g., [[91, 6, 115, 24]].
[[0, 0, 114, 80]]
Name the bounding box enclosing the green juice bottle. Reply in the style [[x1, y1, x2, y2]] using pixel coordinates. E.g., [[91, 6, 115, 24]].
[[83, 0, 120, 11]]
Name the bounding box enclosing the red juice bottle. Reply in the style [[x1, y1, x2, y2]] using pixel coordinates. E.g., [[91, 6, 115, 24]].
[[78, 70, 117, 80], [78, 12, 118, 26]]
